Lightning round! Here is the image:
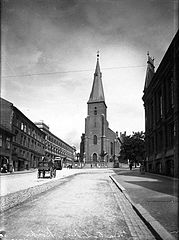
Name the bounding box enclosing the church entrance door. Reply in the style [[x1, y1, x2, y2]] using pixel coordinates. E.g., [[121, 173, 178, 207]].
[[93, 153, 97, 167]]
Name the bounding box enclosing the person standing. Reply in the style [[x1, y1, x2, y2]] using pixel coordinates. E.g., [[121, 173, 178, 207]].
[[129, 161, 133, 170]]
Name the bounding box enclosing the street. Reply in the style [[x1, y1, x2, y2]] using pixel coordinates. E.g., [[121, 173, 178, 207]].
[[0, 170, 155, 240]]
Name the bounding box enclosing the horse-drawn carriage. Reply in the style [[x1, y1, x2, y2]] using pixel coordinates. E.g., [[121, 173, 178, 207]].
[[37, 158, 56, 179]]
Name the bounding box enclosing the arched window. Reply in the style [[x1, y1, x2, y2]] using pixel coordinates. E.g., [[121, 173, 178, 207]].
[[93, 135, 97, 144], [111, 142, 113, 155], [94, 107, 97, 115]]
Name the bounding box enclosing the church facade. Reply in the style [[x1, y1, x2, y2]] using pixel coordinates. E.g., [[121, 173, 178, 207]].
[[84, 53, 121, 166]]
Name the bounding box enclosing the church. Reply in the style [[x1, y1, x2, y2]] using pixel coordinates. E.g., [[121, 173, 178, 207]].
[[83, 52, 121, 167]]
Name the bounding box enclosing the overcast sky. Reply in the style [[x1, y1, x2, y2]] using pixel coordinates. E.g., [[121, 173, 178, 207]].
[[1, 0, 178, 150]]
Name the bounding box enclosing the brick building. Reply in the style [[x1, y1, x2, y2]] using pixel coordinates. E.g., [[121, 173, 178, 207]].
[[0, 98, 45, 171], [0, 99, 14, 171], [35, 121, 76, 167], [84, 53, 121, 166], [142, 30, 179, 177]]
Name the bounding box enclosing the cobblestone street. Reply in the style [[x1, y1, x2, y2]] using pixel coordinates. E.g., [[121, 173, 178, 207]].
[[0, 170, 156, 240]]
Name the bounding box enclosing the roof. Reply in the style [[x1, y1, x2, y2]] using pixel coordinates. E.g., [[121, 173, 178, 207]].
[[88, 53, 105, 103]]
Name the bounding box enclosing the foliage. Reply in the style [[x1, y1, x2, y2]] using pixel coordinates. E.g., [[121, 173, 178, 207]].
[[120, 131, 145, 164]]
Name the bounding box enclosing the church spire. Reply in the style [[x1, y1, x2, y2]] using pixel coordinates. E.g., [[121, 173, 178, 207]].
[[88, 51, 105, 103], [144, 51, 155, 89]]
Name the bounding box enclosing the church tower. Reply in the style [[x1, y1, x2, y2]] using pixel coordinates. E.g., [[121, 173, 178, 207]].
[[84, 52, 119, 166], [144, 52, 155, 89]]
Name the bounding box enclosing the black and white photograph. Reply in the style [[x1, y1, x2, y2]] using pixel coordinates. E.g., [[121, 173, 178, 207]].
[[0, 0, 178, 239]]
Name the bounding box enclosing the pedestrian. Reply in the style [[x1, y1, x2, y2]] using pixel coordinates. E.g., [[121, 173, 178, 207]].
[[129, 161, 133, 170], [9, 163, 13, 173]]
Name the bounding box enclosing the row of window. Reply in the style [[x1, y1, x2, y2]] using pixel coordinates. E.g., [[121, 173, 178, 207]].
[[92, 135, 114, 155], [147, 123, 174, 154], [146, 77, 174, 129], [45, 135, 73, 153], [46, 143, 72, 157], [13, 130, 45, 153], [13, 147, 38, 162], [0, 134, 11, 149], [15, 118, 44, 143]]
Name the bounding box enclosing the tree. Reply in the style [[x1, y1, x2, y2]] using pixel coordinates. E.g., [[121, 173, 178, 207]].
[[120, 131, 145, 166]]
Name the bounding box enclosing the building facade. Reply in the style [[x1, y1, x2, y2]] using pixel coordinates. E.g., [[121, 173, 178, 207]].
[[0, 98, 14, 171], [142, 30, 179, 177], [35, 121, 76, 167], [0, 98, 46, 171], [84, 53, 121, 166], [0, 98, 76, 172], [0, 125, 13, 172]]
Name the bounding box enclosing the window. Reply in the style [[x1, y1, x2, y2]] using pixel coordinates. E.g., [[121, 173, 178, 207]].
[[151, 102, 153, 127], [160, 95, 163, 118], [111, 142, 113, 155], [93, 135, 97, 144], [28, 128, 31, 135], [16, 119, 19, 127], [157, 90, 163, 120], [171, 80, 174, 107], [0, 134, 2, 147], [20, 134, 23, 145], [94, 120, 96, 127]]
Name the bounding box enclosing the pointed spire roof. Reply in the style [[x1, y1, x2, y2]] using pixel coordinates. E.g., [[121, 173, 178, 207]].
[[144, 52, 155, 89], [88, 51, 105, 103]]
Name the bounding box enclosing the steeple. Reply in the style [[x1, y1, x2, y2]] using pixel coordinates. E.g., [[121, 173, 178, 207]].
[[88, 51, 105, 103], [144, 52, 155, 89]]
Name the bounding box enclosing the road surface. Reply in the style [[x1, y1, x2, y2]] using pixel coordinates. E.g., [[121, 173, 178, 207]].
[[1, 170, 155, 240]]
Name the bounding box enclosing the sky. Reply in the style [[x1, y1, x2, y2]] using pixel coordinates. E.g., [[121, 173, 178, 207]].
[[1, 0, 178, 151]]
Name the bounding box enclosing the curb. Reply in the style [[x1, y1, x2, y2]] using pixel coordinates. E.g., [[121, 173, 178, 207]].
[[110, 175, 175, 240]]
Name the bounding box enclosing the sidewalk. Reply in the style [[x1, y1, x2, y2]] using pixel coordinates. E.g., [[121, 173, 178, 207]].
[[0, 168, 82, 197], [0, 168, 86, 213], [0, 168, 36, 176], [111, 166, 178, 240]]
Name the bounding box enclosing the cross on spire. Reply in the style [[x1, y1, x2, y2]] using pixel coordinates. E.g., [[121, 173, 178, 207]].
[[97, 50, 99, 59]]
